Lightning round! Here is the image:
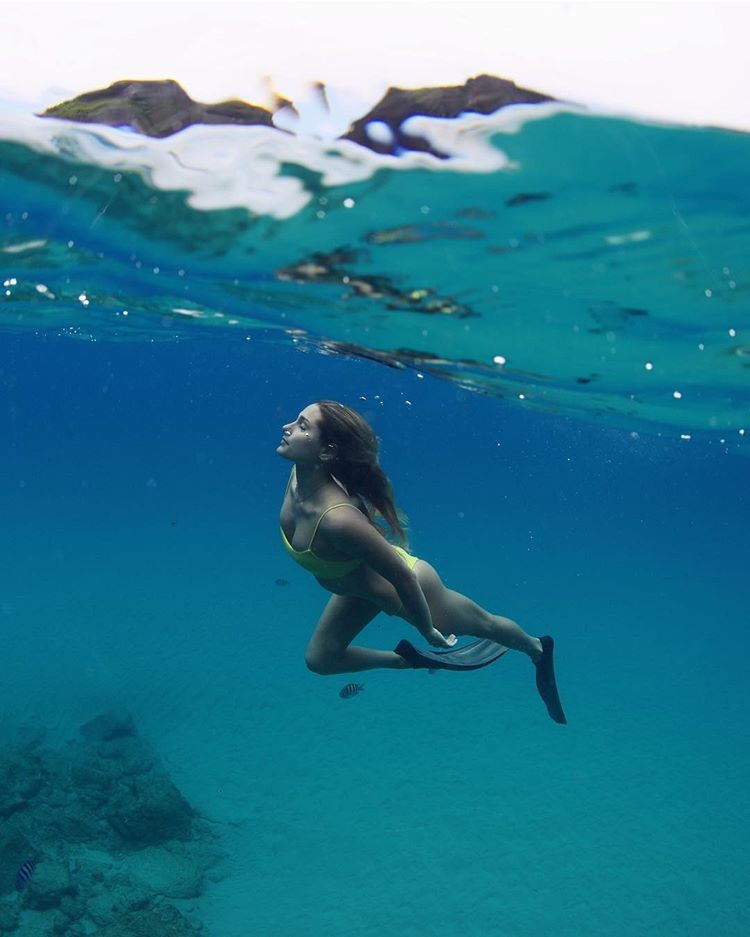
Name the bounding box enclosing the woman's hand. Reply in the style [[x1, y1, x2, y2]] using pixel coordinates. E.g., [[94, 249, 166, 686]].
[[422, 627, 458, 649]]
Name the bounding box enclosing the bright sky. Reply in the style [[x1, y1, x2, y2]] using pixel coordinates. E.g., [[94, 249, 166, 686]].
[[1, 0, 749, 130]]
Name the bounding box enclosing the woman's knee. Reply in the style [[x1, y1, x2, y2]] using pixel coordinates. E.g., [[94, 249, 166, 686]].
[[305, 643, 341, 675]]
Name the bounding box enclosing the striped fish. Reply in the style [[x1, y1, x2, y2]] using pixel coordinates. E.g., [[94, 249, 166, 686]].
[[15, 857, 38, 892], [339, 682, 365, 699]]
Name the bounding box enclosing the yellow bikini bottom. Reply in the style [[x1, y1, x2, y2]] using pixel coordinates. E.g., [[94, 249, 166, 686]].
[[392, 545, 420, 571], [387, 545, 421, 616]]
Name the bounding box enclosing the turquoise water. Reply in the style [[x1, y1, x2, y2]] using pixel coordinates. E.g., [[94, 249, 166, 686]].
[[1, 104, 749, 934]]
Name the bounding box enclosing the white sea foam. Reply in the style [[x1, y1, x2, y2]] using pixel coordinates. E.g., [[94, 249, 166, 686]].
[[0, 101, 567, 219]]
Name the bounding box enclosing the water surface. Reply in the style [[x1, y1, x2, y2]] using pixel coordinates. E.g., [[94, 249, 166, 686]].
[[1, 101, 748, 935]]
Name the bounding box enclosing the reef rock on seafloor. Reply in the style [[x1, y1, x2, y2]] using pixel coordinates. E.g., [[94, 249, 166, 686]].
[[0, 711, 223, 936], [40, 74, 556, 155]]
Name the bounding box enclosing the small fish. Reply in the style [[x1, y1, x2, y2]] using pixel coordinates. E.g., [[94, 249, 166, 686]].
[[274, 578, 290, 587], [339, 683, 365, 699], [15, 857, 38, 892]]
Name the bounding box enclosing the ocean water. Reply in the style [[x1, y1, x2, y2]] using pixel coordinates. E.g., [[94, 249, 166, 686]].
[[1, 102, 748, 935]]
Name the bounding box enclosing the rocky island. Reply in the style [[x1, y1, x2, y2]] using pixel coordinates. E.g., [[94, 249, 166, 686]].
[[41, 74, 556, 157]]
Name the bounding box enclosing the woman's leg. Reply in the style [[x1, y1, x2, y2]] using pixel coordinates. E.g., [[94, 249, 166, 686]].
[[407, 562, 566, 723], [414, 561, 543, 661], [305, 594, 409, 675]]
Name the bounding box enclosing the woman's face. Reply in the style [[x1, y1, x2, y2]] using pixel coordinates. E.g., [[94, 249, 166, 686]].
[[277, 403, 326, 462]]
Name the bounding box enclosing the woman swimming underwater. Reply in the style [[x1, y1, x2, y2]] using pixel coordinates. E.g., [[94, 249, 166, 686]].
[[277, 400, 566, 724]]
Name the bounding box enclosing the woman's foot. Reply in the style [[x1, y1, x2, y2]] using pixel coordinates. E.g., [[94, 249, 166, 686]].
[[534, 636, 567, 725]]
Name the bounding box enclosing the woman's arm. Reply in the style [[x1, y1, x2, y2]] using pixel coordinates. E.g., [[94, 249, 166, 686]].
[[324, 510, 455, 648]]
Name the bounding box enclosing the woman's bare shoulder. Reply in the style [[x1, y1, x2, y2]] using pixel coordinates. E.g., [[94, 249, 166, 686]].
[[321, 505, 402, 564]]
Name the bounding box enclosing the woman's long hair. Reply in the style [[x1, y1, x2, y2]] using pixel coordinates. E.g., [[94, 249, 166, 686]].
[[316, 400, 407, 545]]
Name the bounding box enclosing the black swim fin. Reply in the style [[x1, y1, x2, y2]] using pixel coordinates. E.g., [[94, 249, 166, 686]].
[[394, 638, 509, 671], [535, 635, 567, 724]]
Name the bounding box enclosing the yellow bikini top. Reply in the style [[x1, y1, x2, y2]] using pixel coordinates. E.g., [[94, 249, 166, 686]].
[[280, 470, 363, 579], [280, 505, 363, 579]]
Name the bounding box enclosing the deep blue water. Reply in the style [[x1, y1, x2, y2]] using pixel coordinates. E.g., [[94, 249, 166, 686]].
[[2, 331, 748, 935], [1, 103, 749, 935]]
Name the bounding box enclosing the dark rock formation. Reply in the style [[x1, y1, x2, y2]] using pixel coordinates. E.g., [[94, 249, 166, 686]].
[[342, 74, 556, 156], [0, 713, 222, 933], [41, 79, 275, 138], [80, 710, 136, 743], [0, 827, 36, 895], [0, 749, 44, 821], [106, 774, 194, 847], [0, 896, 20, 933], [40, 74, 554, 155], [276, 247, 476, 317], [22, 859, 76, 911]]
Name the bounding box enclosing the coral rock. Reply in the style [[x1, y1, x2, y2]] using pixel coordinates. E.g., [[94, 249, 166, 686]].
[[23, 859, 76, 911], [107, 776, 194, 846], [80, 710, 137, 743]]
